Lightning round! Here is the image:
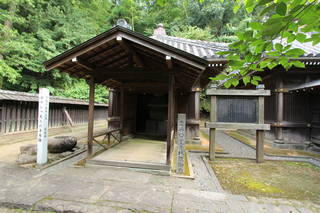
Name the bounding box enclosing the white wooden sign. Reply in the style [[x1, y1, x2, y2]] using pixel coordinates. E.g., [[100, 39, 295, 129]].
[[176, 113, 186, 174], [37, 88, 50, 165]]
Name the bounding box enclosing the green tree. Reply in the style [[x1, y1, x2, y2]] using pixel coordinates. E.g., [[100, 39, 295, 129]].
[[212, 0, 320, 88]]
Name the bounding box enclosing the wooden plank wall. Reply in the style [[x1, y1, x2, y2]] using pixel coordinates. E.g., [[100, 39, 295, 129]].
[[0, 101, 107, 134]]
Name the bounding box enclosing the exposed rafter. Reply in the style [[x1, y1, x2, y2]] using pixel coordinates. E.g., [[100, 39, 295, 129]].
[[116, 36, 144, 68], [166, 56, 172, 69]]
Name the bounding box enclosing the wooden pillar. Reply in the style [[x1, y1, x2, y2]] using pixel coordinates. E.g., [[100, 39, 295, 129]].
[[120, 89, 124, 140], [87, 77, 95, 156], [166, 74, 175, 165], [256, 92, 265, 163], [108, 89, 114, 119], [275, 77, 284, 142], [256, 130, 265, 163], [209, 95, 217, 161], [193, 88, 201, 144]]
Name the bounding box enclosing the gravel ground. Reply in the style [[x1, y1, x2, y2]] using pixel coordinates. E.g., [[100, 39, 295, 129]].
[[201, 128, 320, 167]]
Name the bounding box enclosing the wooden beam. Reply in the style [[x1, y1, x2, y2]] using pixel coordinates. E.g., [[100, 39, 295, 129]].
[[72, 57, 95, 71], [63, 107, 74, 127], [116, 36, 144, 68], [209, 96, 217, 161], [205, 122, 270, 130], [166, 74, 175, 165], [256, 130, 265, 163], [206, 89, 271, 96], [46, 35, 117, 70], [166, 56, 172, 69], [119, 32, 207, 70], [87, 76, 95, 156], [119, 89, 124, 140], [275, 77, 284, 142]]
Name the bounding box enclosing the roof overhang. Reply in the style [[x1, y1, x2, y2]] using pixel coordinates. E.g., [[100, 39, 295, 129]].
[[44, 26, 209, 91]]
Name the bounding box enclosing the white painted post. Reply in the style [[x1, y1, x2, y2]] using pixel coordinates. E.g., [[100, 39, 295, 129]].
[[37, 88, 50, 165], [176, 113, 186, 174]]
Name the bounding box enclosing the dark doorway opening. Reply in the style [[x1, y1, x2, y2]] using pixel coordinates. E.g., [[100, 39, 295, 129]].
[[136, 93, 168, 138]]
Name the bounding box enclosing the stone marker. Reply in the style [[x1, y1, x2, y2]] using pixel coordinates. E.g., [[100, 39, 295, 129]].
[[37, 88, 50, 165], [176, 113, 186, 174]]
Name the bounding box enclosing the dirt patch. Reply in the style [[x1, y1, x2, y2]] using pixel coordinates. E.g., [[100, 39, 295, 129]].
[[211, 158, 320, 203], [0, 121, 107, 164], [225, 130, 320, 159]]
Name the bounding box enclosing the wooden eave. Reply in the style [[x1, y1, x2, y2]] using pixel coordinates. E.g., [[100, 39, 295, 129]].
[[44, 26, 210, 91]]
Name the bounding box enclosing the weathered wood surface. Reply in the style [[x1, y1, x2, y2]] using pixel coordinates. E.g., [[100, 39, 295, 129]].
[[209, 96, 217, 161], [0, 101, 107, 135], [205, 122, 270, 130], [87, 77, 95, 155], [256, 130, 265, 163], [206, 89, 271, 96]]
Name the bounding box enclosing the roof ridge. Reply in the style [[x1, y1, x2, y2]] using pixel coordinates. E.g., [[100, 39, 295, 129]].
[[152, 34, 229, 47]]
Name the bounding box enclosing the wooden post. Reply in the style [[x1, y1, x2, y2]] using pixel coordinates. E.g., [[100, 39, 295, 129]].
[[256, 84, 265, 163], [87, 77, 95, 156], [275, 77, 284, 142], [256, 130, 265, 163], [166, 74, 175, 165], [119, 89, 124, 140], [209, 95, 217, 161], [192, 86, 201, 144]]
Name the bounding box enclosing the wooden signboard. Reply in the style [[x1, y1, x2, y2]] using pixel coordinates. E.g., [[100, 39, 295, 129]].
[[205, 86, 270, 163], [176, 113, 186, 174]]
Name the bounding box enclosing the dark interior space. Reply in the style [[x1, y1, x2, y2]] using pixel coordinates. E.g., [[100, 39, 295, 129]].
[[136, 93, 168, 138]]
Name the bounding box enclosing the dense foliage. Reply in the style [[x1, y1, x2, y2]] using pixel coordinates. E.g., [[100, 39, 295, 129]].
[[212, 0, 320, 88], [2, 0, 317, 106], [0, 0, 251, 104]]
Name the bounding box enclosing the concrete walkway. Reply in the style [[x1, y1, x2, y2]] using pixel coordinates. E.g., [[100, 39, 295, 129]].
[[0, 151, 319, 212]]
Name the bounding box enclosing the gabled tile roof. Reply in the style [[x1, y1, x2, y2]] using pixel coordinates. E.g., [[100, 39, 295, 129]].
[[152, 35, 320, 60], [151, 35, 229, 59]]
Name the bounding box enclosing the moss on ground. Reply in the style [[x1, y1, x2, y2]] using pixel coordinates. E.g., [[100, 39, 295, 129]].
[[225, 130, 320, 159], [211, 158, 320, 203]]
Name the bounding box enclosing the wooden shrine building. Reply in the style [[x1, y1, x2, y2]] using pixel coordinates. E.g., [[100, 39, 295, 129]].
[[44, 25, 227, 165]]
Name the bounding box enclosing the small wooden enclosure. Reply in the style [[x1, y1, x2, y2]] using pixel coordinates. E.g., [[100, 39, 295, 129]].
[[0, 90, 107, 134], [44, 26, 224, 164], [262, 67, 320, 150]]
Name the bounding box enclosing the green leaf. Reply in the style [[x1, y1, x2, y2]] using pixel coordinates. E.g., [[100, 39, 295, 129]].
[[233, 4, 241, 13], [285, 48, 305, 57], [251, 79, 259, 85], [257, 0, 273, 6], [276, 2, 287, 16], [296, 33, 306, 42], [291, 61, 305, 68], [252, 76, 262, 81], [243, 76, 251, 85], [231, 78, 239, 87], [224, 80, 232, 88], [250, 22, 263, 31], [274, 43, 283, 52], [212, 74, 227, 81], [217, 51, 233, 55]]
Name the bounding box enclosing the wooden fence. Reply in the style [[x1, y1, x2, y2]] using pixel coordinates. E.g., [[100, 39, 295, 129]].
[[0, 100, 107, 134]]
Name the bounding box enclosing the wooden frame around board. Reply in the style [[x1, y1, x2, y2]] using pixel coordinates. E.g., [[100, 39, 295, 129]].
[[205, 87, 271, 163]]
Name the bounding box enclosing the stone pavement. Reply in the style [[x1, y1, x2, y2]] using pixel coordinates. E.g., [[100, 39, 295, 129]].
[[0, 152, 319, 213]]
